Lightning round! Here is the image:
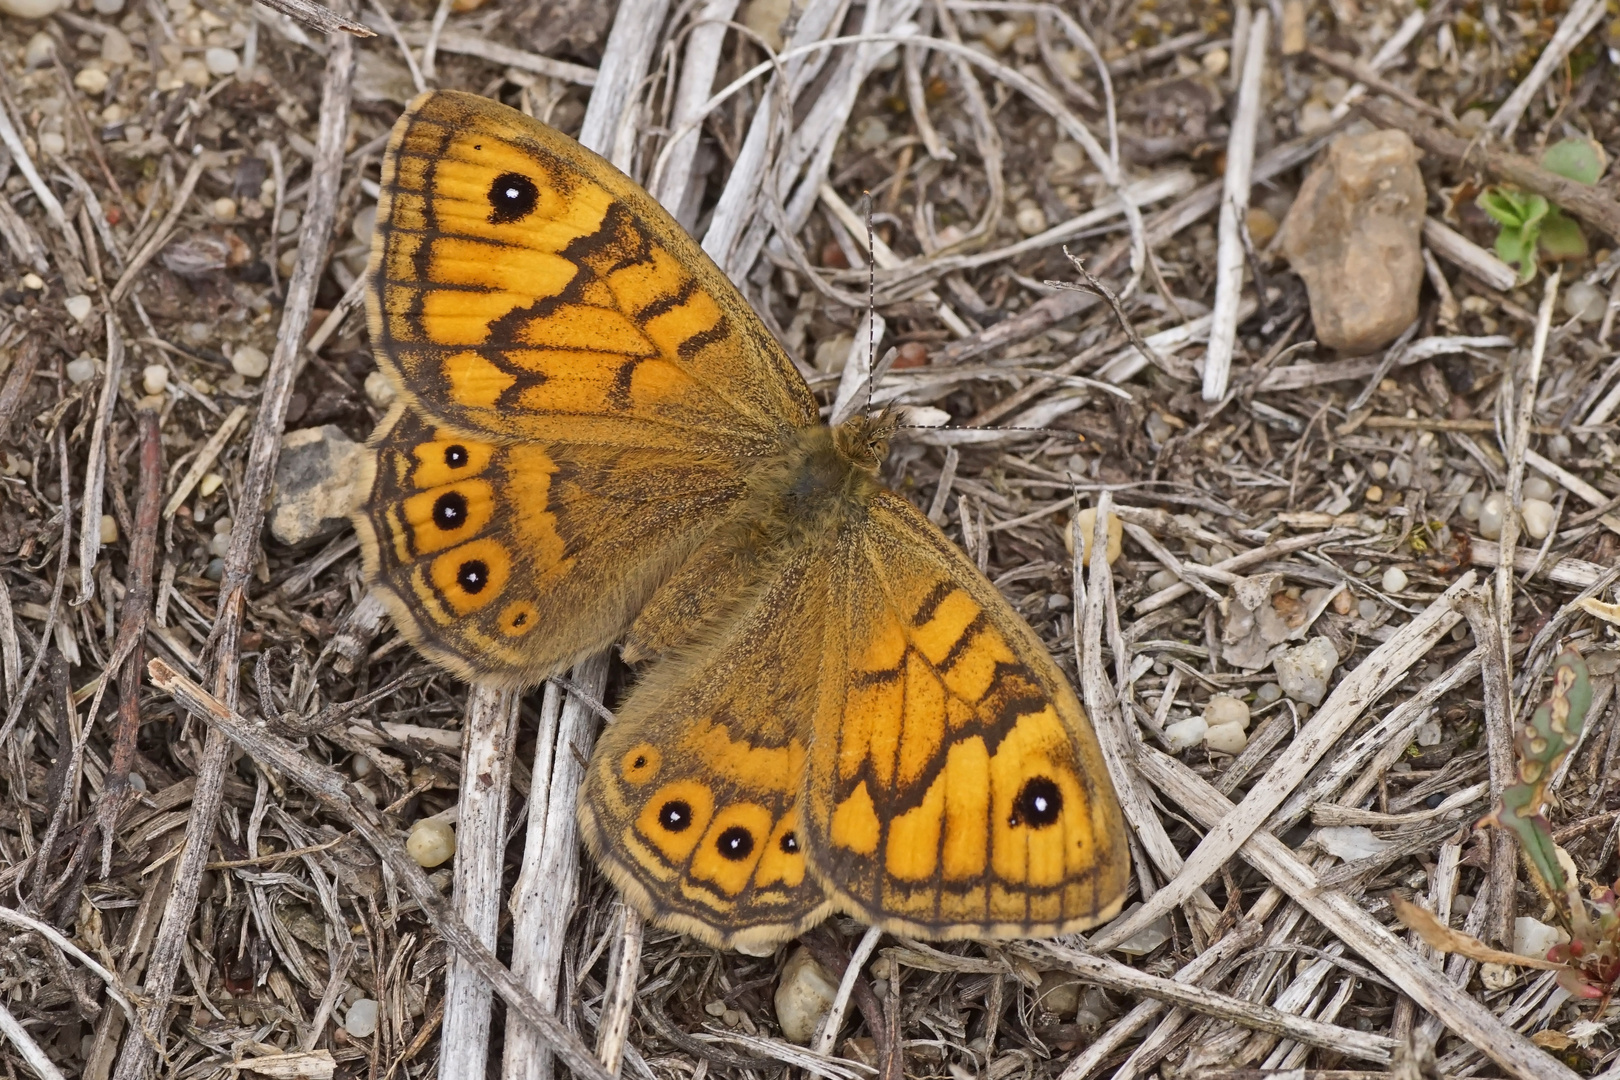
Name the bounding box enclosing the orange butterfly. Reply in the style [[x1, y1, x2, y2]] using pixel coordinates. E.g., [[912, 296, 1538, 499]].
[[354, 89, 1129, 952]]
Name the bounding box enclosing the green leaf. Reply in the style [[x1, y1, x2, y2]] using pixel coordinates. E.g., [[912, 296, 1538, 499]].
[[1539, 209, 1588, 260], [1493, 223, 1540, 282], [1478, 187, 1534, 228], [1541, 137, 1608, 185]]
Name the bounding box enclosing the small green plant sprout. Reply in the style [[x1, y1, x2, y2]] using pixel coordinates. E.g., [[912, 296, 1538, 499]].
[[1476, 138, 1609, 283], [1394, 649, 1620, 1003]]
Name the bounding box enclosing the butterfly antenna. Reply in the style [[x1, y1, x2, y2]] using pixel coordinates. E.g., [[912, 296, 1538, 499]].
[[865, 190, 876, 418]]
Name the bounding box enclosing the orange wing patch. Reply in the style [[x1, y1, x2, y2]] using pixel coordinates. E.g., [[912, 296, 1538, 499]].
[[366, 90, 816, 453], [804, 492, 1130, 939]]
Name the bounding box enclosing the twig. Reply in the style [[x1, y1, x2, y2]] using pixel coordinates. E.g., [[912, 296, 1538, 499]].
[[146, 658, 620, 1080], [1050, 251, 1164, 372], [0, 96, 83, 265], [813, 925, 884, 1056], [1204, 7, 1267, 401], [0, 1000, 67, 1080], [400, 28, 598, 85], [578, 0, 673, 171], [1077, 491, 1220, 940], [1359, 99, 1620, 244], [252, 0, 375, 35], [1305, 46, 1457, 129], [1421, 217, 1518, 293], [0, 334, 43, 440], [504, 656, 612, 1080], [595, 905, 644, 1076], [442, 687, 522, 1080], [95, 400, 163, 877], [161, 404, 249, 519], [75, 314, 127, 603], [652, 0, 743, 214], [1488, 0, 1608, 139]]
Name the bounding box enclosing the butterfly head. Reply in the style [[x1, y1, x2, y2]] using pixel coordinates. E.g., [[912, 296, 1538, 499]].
[[832, 409, 898, 474]]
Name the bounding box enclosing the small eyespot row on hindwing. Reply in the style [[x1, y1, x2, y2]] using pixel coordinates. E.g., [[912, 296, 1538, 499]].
[[659, 801, 691, 832], [716, 826, 754, 862], [432, 491, 468, 530], [444, 444, 469, 469], [457, 560, 489, 594]]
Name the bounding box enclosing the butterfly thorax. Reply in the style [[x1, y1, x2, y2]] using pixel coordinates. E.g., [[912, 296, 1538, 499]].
[[734, 414, 894, 550]]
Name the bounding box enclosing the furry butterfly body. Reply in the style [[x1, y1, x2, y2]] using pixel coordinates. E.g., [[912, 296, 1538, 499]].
[[356, 89, 1129, 951]]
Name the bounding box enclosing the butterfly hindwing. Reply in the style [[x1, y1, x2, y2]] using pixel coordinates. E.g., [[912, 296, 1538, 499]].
[[356, 405, 752, 684], [579, 549, 836, 952], [367, 90, 816, 455], [801, 491, 1131, 939]]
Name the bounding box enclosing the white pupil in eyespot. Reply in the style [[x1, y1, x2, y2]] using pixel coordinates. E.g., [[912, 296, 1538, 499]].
[[506, 188, 519, 199]]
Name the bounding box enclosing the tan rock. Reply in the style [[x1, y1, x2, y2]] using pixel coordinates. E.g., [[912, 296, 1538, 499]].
[[1280, 130, 1426, 352]]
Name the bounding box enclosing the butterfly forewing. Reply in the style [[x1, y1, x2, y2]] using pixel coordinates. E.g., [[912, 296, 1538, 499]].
[[367, 90, 816, 454], [801, 491, 1130, 938]]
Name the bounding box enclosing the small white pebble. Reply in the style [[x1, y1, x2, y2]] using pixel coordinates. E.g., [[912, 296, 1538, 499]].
[[142, 364, 169, 396], [92, 0, 125, 13], [38, 131, 65, 156], [1163, 715, 1208, 753], [1520, 498, 1556, 540], [774, 947, 838, 1044], [1381, 566, 1408, 593], [1015, 203, 1048, 236], [213, 515, 234, 535], [1256, 682, 1282, 703], [351, 204, 378, 246], [24, 31, 55, 68], [198, 472, 224, 497], [21, 273, 45, 291], [406, 818, 456, 868], [231, 345, 269, 378], [1545, 433, 1572, 462], [204, 46, 239, 76], [74, 67, 109, 95], [208, 533, 231, 557], [66, 355, 98, 384], [212, 197, 238, 222], [101, 29, 133, 63], [1458, 491, 1483, 521], [343, 998, 379, 1038], [1478, 492, 1508, 540], [1202, 694, 1250, 731], [64, 294, 93, 323], [1357, 598, 1379, 620], [1201, 47, 1228, 75], [364, 370, 396, 408], [99, 514, 118, 544], [127, 771, 146, 791], [1522, 476, 1553, 502], [1513, 916, 1567, 959], [0, 0, 66, 21], [1051, 142, 1085, 172], [1369, 460, 1389, 480], [1563, 281, 1607, 323], [178, 56, 211, 88], [1203, 723, 1248, 754]]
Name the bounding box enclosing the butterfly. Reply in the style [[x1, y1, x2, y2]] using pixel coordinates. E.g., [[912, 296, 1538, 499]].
[[354, 89, 1129, 953]]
